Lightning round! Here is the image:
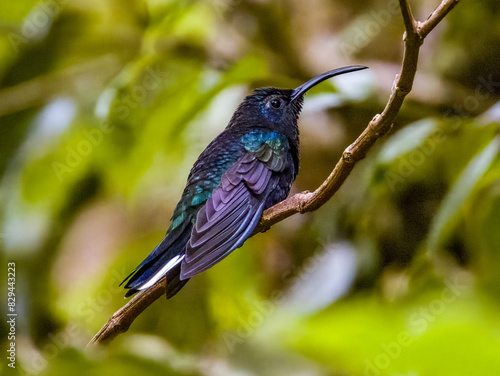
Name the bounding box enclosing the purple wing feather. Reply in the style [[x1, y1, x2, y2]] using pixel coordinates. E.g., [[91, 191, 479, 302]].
[[180, 154, 278, 279]]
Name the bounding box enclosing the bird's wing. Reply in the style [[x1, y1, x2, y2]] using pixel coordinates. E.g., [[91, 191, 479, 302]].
[[121, 135, 241, 297], [180, 132, 288, 279]]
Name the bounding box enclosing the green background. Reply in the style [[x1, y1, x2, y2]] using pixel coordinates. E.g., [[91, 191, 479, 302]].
[[1, 0, 500, 375]]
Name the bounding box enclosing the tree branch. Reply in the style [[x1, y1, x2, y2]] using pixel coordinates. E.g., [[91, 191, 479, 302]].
[[418, 0, 459, 38], [87, 0, 459, 349]]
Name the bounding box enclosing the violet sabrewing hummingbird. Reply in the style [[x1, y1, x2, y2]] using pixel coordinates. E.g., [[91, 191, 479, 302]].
[[122, 65, 368, 298]]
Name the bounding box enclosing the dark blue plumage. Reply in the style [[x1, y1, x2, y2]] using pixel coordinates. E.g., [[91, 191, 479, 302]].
[[122, 66, 367, 298]]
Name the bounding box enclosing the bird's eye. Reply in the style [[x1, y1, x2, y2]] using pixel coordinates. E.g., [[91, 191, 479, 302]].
[[270, 99, 281, 108]]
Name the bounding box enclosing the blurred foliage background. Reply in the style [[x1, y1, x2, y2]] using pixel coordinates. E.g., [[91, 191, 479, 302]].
[[1, 0, 500, 375]]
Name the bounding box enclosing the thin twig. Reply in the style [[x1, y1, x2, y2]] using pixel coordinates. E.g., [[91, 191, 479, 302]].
[[87, 0, 459, 349], [419, 0, 459, 38], [399, 0, 417, 35], [87, 280, 164, 346]]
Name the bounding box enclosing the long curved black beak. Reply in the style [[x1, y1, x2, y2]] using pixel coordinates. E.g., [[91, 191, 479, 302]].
[[290, 65, 368, 102]]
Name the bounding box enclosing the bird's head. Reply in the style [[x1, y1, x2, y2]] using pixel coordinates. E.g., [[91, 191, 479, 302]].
[[228, 65, 368, 140]]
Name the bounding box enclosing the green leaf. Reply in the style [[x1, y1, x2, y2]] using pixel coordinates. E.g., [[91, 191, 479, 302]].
[[376, 119, 437, 165], [427, 136, 500, 254]]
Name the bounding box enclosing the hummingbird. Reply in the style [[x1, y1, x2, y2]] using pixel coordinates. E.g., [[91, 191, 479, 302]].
[[122, 65, 368, 298]]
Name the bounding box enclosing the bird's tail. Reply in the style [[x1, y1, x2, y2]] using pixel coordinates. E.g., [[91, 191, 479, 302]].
[[122, 224, 192, 298]]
